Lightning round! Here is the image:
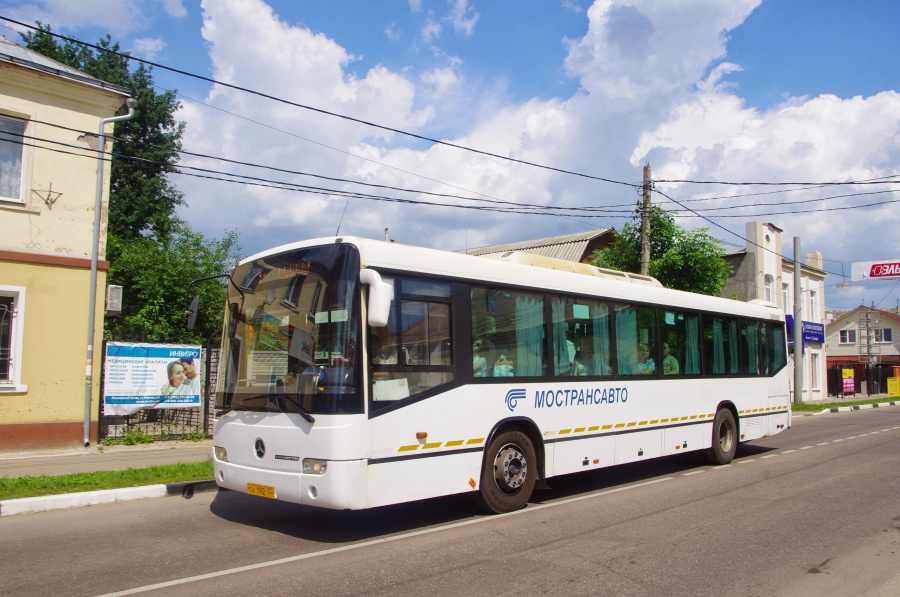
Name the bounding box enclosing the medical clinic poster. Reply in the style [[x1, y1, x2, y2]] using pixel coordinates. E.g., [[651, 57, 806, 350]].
[[104, 343, 202, 415]]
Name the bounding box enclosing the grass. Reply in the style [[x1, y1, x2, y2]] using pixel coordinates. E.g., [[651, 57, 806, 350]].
[[791, 396, 898, 412], [0, 460, 214, 501]]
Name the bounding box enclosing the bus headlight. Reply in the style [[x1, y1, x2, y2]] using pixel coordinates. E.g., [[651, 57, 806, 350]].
[[303, 458, 327, 475], [214, 446, 228, 462]]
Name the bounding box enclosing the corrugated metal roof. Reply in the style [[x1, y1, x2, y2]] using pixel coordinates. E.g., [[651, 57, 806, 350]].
[[461, 229, 612, 262], [0, 36, 131, 96]]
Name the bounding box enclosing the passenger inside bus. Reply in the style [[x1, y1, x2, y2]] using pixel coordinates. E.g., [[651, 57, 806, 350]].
[[636, 344, 656, 375], [662, 341, 680, 375]]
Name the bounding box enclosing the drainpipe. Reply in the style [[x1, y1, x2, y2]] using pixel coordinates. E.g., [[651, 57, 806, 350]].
[[83, 97, 136, 447]]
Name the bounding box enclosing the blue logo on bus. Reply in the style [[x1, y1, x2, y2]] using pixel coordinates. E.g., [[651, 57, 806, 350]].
[[505, 389, 526, 412]]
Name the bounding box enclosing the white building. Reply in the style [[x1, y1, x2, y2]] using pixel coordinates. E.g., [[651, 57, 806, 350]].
[[720, 222, 827, 402]]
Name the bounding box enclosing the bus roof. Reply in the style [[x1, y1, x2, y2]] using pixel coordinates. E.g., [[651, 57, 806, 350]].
[[240, 236, 783, 320]]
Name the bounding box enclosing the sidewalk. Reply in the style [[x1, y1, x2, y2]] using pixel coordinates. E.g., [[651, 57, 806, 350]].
[[0, 439, 217, 517], [0, 439, 214, 478]]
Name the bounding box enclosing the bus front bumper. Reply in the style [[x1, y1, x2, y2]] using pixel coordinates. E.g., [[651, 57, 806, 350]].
[[213, 458, 368, 510]]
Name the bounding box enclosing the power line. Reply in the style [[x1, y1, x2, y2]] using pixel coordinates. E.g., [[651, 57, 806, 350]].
[[0, 16, 639, 190]]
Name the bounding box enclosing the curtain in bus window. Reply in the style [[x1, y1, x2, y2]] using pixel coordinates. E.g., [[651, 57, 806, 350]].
[[711, 319, 725, 374], [616, 307, 638, 375], [684, 313, 700, 375], [743, 321, 759, 375], [515, 295, 544, 376], [551, 299, 570, 375], [727, 319, 740, 374], [590, 302, 612, 376]]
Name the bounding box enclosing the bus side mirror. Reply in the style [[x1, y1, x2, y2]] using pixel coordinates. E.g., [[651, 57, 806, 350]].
[[359, 269, 392, 327], [186, 294, 200, 331], [228, 303, 240, 338]]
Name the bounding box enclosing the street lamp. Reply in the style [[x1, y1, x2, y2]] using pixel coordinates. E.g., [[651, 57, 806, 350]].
[[83, 97, 136, 447]]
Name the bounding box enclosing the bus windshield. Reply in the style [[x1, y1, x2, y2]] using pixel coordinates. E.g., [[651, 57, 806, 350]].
[[217, 243, 362, 415]]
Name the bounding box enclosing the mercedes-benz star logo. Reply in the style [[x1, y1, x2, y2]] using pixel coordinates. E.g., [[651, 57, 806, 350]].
[[254, 438, 266, 459]]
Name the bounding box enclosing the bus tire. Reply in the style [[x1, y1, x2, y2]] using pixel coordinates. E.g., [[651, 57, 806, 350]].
[[473, 429, 537, 514], [705, 408, 737, 465]]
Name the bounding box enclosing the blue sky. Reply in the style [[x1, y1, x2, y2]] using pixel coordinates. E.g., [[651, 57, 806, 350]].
[[1, 0, 899, 311]]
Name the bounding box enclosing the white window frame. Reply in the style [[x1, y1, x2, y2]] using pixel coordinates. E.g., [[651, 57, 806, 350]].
[[810, 352, 820, 390], [839, 329, 857, 344], [808, 289, 818, 323], [874, 328, 893, 344], [763, 274, 774, 303], [0, 285, 27, 392], [0, 110, 34, 205], [782, 283, 790, 310]]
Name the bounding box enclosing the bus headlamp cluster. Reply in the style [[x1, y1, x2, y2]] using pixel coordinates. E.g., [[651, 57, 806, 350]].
[[302, 458, 327, 475], [214, 446, 228, 462]]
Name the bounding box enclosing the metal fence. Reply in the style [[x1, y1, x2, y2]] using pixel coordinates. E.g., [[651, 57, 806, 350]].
[[99, 347, 220, 442]]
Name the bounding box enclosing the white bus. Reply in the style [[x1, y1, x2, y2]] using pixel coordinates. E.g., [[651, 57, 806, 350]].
[[212, 236, 790, 513]]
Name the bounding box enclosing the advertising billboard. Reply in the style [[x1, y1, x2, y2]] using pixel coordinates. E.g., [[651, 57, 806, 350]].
[[103, 343, 202, 416], [851, 260, 900, 282]]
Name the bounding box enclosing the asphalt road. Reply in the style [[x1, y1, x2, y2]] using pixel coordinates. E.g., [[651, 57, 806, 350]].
[[2, 409, 899, 597]]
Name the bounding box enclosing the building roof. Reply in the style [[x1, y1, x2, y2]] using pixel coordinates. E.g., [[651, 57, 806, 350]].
[[0, 36, 131, 96], [461, 229, 613, 262], [826, 305, 900, 329]]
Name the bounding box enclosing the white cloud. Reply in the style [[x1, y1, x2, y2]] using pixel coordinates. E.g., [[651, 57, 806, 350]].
[[161, 0, 187, 18], [384, 22, 400, 41], [131, 37, 164, 60], [0, 0, 189, 34], [174, 0, 900, 309], [0, 0, 144, 33], [421, 19, 441, 42], [446, 0, 479, 37]]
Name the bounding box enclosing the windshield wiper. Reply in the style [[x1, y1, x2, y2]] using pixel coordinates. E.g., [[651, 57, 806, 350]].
[[217, 394, 316, 423], [255, 393, 316, 423]]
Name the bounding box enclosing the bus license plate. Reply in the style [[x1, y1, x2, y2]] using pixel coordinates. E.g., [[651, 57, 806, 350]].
[[247, 483, 276, 499]]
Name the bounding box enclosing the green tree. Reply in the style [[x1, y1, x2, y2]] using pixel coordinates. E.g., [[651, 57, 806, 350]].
[[594, 206, 731, 296], [105, 224, 241, 344]]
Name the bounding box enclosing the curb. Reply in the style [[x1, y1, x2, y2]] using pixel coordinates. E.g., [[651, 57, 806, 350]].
[[811, 401, 899, 415], [0, 479, 219, 517]]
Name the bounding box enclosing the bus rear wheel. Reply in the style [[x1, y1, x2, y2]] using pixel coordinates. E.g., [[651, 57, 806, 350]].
[[705, 408, 737, 465], [473, 429, 537, 514]]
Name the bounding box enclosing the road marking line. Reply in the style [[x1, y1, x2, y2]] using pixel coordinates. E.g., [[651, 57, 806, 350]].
[[737, 460, 754, 464], [846, 436, 857, 439], [760, 455, 777, 459], [682, 470, 705, 476], [817, 443, 829, 446], [782, 449, 797, 454], [832, 439, 844, 442], [799, 446, 813, 450], [92, 477, 674, 597]]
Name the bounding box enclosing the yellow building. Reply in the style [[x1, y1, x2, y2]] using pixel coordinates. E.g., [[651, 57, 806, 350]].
[[0, 37, 131, 449]]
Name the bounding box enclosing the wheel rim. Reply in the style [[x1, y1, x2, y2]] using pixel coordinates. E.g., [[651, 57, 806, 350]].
[[718, 418, 734, 453], [493, 443, 527, 494]]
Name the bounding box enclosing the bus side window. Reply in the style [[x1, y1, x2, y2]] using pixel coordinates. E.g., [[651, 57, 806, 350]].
[[661, 310, 701, 375], [552, 296, 612, 377], [471, 286, 546, 377], [615, 304, 658, 376]]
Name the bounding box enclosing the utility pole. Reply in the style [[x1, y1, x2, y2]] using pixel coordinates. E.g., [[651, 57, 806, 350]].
[[793, 237, 803, 405], [640, 163, 651, 276]]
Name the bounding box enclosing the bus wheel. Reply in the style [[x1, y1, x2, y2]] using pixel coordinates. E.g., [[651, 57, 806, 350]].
[[473, 429, 537, 514], [705, 408, 737, 465]]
